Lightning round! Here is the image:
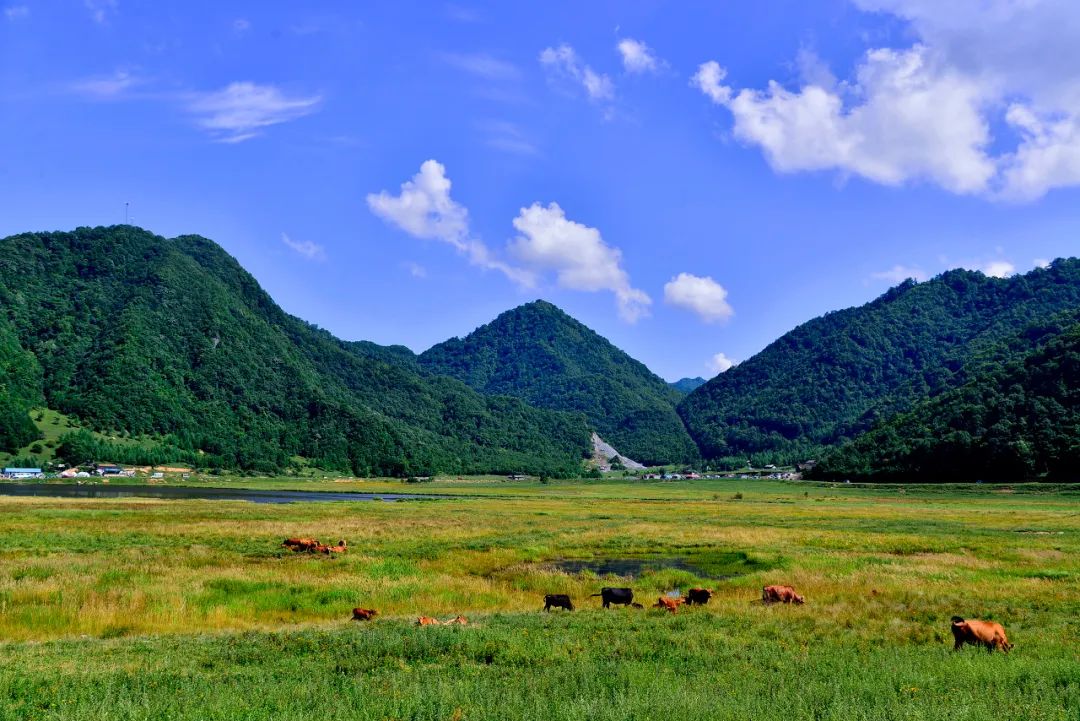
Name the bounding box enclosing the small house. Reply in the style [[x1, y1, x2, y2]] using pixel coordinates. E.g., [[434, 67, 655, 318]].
[[3, 467, 42, 479], [96, 464, 123, 476]]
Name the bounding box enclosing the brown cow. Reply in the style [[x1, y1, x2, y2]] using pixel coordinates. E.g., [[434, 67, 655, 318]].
[[762, 585, 805, 605], [416, 616, 442, 626], [322, 539, 348, 554], [351, 607, 378, 621], [653, 596, 684, 614], [282, 537, 320, 552], [444, 615, 468, 625], [685, 588, 713, 605], [951, 616, 1013, 653]]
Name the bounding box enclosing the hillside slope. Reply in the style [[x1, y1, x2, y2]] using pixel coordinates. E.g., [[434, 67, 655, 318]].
[[419, 300, 698, 465], [814, 315, 1080, 481], [679, 260, 1080, 464], [0, 226, 590, 475]]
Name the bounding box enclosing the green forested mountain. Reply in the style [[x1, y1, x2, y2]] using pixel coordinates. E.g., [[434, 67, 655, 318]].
[[670, 377, 707, 395], [679, 260, 1080, 465], [0, 227, 590, 475], [814, 314, 1080, 481], [419, 301, 698, 464]]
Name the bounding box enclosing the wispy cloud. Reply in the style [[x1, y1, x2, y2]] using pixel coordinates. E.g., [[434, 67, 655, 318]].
[[480, 120, 538, 156], [869, 264, 928, 284], [84, 0, 117, 25], [70, 69, 143, 99], [4, 4, 29, 20], [539, 44, 614, 102], [233, 18, 251, 33], [187, 82, 321, 143], [281, 233, 326, 261], [403, 261, 428, 279], [441, 52, 520, 80]]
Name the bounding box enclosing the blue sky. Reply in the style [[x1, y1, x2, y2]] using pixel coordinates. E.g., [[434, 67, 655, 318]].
[[2, 1, 1079, 381]]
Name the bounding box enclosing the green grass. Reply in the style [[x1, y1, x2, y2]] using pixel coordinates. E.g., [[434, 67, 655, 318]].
[[0, 478, 1077, 719]]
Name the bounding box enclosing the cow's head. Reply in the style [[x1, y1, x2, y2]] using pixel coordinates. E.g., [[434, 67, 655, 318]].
[[793, 594, 806, 605]]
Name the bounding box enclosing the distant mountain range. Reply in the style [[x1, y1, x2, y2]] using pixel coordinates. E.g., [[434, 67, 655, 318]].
[[2, 225, 1078, 480]]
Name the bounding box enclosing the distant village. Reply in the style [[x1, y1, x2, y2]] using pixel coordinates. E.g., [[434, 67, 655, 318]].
[[0, 464, 192, 481]]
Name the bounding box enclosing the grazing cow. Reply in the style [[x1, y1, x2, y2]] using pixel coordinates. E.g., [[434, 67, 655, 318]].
[[282, 537, 320, 552], [685, 588, 713, 606], [951, 616, 1013, 653], [762, 585, 805, 605], [416, 616, 442, 626], [544, 594, 574, 611], [351, 608, 378, 621], [591, 587, 634, 608], [653, 596, 683, 614], [444, 615, 468, 625]]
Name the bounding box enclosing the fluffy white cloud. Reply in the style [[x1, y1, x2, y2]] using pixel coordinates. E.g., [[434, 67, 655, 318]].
[[663, 273, 734, 323], [367, 160, 529, 284], [510, 202, 650, 321], [695, 0, 1080, 200], [4, 5, 29, 20], [708, 352, 737, 375], [695, 47, 994, 194], [281, 233, 326, 261], [539, 44, 614, 101], [691, 61, 731, 104], [187, 82, 321, 142], [870, 265, 927, 283], [975, 260, 1016, 278], [617, 38, 660, 74]]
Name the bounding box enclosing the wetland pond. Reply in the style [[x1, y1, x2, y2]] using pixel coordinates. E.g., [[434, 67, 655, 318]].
[[0, 483, 435, 504], [539, 551, 773, 581]]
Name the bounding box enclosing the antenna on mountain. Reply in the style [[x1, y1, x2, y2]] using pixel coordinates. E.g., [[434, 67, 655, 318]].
[[124, 202, 129, 225]]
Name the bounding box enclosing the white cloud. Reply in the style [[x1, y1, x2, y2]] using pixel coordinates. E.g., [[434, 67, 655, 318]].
[[617, 38, 660, 74], [85, 0, 117, 24], [539, 44, 614, 102], [976, 260, 1016, 278], [870, 264, 927, 283], [367, 160, 529, 285], [4, 5, 29, 20], [694, 0, 1080, 200], [71, 69, 142, 99], [510, 202, 650, 322], [691, 61, 732, 105], [281, 233, 326, 261], [187, 82, 321, 142], [1034, 258, 1051, 270], [663, 273, 734, 323], [708, 352, 737, 375], [441, 52, 520, 80], [404, 261, 428, 279]]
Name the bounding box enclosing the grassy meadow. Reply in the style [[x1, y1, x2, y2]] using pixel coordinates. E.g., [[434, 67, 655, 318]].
[[0, 477, 1077, 719]]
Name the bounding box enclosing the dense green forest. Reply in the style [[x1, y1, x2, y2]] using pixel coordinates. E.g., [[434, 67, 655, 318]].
[[419, 301, 699, 465], [0, 227, 591, 475], [679, 260, 1080, 466], [669, 377, 707, 395], [814, 314, 1080, 481]]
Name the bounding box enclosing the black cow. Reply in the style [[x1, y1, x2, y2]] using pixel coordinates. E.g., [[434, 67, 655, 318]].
[[685, 588, 713, 606], [591, 587, 634, 608], [543, 594, 574, 611]]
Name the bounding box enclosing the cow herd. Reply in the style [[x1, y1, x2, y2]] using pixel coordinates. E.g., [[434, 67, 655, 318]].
[[284, 537, 1012, 653]]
